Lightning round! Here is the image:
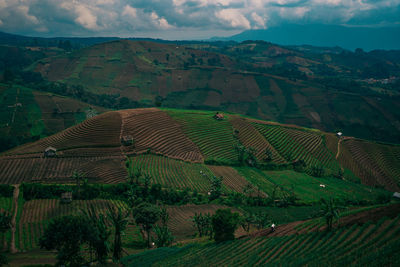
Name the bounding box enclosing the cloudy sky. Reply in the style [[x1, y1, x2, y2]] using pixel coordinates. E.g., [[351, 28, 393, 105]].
[[0, 0, 399, 39]]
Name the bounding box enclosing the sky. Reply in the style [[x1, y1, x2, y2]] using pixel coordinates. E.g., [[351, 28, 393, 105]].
[[0, 0, 399, 40]]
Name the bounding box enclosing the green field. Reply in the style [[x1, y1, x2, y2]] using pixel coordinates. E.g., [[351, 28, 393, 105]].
[[235, 168, 388, 204], [122, 215, 400, 267], [167, 110, 240, 163], [130, 154, 227, 193]]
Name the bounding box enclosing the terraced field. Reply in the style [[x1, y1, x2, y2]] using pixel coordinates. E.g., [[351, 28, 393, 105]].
[[167, 110, 239, 163], [130, 154, 219, 192], [254, 123, 340, 174], [17, 199, 127, 251], [123, 214, 400, 267], [7, 111, 122, 155], [235, 168, 387, 204], [339, 139, 400, 191], [0, 156, 124, 184], [230, 116, 285, 163], [208, 166, 252, 193], [120, 109, 203, 162]]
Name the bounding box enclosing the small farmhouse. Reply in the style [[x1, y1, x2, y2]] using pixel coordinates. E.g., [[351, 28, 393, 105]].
[[44, 146, 57, 157], [213, 112, 224, 121], [336, 132, 343, 137]]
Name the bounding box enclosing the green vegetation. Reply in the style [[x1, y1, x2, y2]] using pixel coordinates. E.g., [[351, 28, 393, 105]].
[[122, 215, 400, 267], [167, 110, 239, 163], [129, 154, 226, 193]]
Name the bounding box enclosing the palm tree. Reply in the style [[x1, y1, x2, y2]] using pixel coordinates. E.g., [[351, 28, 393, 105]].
[[72, 170, 84, 199], [320, 198, 340, 231], [107, 207, 130, 261], [81, 206, 111, 264]]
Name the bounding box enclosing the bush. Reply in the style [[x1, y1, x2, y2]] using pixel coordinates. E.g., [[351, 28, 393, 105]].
[[211, 209, 241, 243], [0, 185, 14, 197]]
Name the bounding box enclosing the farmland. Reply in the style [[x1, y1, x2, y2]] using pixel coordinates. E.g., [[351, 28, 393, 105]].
[[16, 199, 127, 251], [0, 83, 107, 153], [129, 154, 218, 192], [0, 107, 398, 266], [166, 110, 239, 163], [122, 207, 400, 267]]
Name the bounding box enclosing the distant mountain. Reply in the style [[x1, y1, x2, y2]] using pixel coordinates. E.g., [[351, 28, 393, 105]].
[[222, 24, 400, 51], [27, 39, 400, 143]]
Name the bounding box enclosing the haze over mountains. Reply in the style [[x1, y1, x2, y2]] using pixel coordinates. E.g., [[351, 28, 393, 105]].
[[1, 31, 400, 147], [218, 24, 400, 51]]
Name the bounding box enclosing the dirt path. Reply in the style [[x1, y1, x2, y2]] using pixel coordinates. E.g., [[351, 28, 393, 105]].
[[336, 138, 342, 160], [10, 88, 20, 124], [10, 184, 20, 253]]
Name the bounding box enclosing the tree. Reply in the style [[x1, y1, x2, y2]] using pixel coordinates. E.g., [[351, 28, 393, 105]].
[[211, 209, 241, 243], [234, 144, 257, 166], [311, 165, 325, 177], [209, 176, 222, 200], [293, 159, 307, 172], [320, 198, 340, 231], [192, 212, 212, 238], [0, 213, 11, 266], [39, 215, 91, 266], [143, 173, 151, 197], [264, 148, 273, 162], [72, 170, 84, 199], [152, 207, 174, 247], [132, 202, 160, 248], [107, 207, 130, 261], [240, 212, 254, 234], [81, 206, 111, 264], [253, 212, 270, 230]]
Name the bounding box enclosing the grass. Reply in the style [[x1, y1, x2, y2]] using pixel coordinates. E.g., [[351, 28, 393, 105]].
[[130, 154, 226, 193], [167, 110, 240, 163], [123, 215, 400, 266]]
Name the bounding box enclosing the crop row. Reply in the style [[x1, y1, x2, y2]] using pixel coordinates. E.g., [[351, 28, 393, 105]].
[[207, 165, 251, 193], [230, 117, 286, 163], [254, 124, 340, 173], [121, 109, 203, 162], [167, 111, 239, 162], [130, 154, 219, 192], [144, 216, 400, 266], [0, 157, 109, 184], [80, 158, 127, 184], [342, 139, 399, 191], [17, 199, 127, 251], [9, 111, 122, 155]]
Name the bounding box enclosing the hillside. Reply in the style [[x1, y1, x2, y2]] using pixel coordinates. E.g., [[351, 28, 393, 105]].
[[25, 39, 400, 143], [0, 83, 107, 152], [1, 108, 399, 193], [0, 107, 399, 266]]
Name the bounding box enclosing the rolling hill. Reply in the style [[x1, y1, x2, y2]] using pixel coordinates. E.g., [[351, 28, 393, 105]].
[[0, 83, 107, 153], [0, 107, 399, 266], [25, 39, 400, 143], [1, 108, 399, 193]]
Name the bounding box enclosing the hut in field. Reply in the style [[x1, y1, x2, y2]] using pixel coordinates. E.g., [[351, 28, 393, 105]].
[[213, 112, 224, 121], [61, 192, 73, 203], [336, 132, 343, 137], [121, 135, 134, 146], [44, 146, 57, 157], [393, 192, 400, 199]]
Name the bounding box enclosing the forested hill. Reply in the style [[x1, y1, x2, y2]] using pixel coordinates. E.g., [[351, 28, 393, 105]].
[[2, 36, 400, 143]]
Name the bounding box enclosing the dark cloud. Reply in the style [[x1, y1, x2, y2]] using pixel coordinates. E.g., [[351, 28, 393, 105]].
[[0, 0, 399, 39]]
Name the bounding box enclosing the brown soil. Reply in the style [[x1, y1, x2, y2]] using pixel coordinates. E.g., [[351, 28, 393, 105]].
[[251, 204, 400, 238]]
